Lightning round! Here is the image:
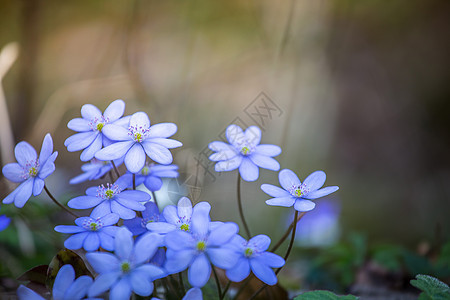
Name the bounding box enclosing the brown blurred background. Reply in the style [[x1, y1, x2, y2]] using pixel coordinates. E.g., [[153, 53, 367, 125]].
[[1, 0, 449, 248]]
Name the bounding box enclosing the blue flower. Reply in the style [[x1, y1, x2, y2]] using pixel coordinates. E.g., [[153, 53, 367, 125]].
[[70, 158, 123, 185], [146, 197, 210, 235], [17, 264, 95, 300], [116, 163, 178, 191], [68, 182, 150, 219], [64, 99, 130, 161], [87, 227, 165, 300], [225, 235, 284, 285], [208, 124, 281, 181], [123, 202, 165, 236], [164, 204, 239, 287], [55, 213, 120, 252], [95, 112, 182, 173], [262, 169, 339, 212], [0, 215, 10, 231], [2, 134, 58, 208]]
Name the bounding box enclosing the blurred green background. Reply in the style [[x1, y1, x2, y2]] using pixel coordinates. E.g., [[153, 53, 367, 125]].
[[0, 0, 449, 297]]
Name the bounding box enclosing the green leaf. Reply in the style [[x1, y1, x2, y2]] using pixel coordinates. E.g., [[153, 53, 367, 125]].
[[294, 290, 359, 300], [410, 274, 450, 300]]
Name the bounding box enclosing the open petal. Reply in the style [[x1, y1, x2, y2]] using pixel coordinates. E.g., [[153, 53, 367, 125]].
[[248, 235, 271, 252], [14, 179, 34, 208], [226, 257, 250, 282], [208, 222, 239, 246], [124, 144, 146, 173], [207, 247, 239, 269], [68, 195, 102, 209], [257, 252, 284, 268], [164, 249, 195, 273], [52, 264, 75, 300], [80, 133, 103, 161], [148, 123, 177, 138], [239, 158, 259, 182], [177, 197, 193, 220], [67, 118, 90, 132], [38, 160, 56, 179], [146, 222, 176, 234], [215, 156, 242, 172], [255, 144, 281, 157], [261, 184, 290, 198], [191, 206, 210, 238], [81, 104, 102, 121], [250, 260, 277, 285], [279, 169, 301, 190], [265, 196, 295, 207], [142, 142, 173, 165], [118, 190, 151, 202], [165, 230, 192, 251], [133, 233, 163, 264], [2, 188, 18, 204], [88, 271, 120, 297], [188, 254, 211, 288], [66, 132, 97, 152], [134, 264, 165, 280], [144, 176, 163, 191], [39, 134, 54, 164], [86, 253, 121, 274], [244, 126, 261, 147], [226, 124, 245, 148], [102, 124, 130, 141], [111, 201, 136, 219], [91, 201, 112, 218], [64, 275, 93, 300], [294, 199, 316, 212], [95, 141, 134, 161], [130, 112, 150, 128], [54, 225, 85, 234], [98, 232, 115, 251], [304, 186, 339, 199], [130, 271, 153, 296], [99, 213, 120, 226], [182, 287, 202, 300], [83, 233, 100, 251], [64, 232, 89, 250], [114, 227, 133, 260], [2, 163, 25, 182], [303, 171, 326, 191], [149, 138, 182, 149], [17, 285, 45, 300], [15, 141, 37, 167], [110, 277, 132, 300], [163, 205, 179, 225], [209, 149, 237, 162], [208, 141, 234, 152], [32, 178, 44, 196], [249, 154, 280, 171], [103, 99, 125, 122]]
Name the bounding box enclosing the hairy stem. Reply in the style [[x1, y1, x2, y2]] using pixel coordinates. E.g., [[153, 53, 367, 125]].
[[44, 185, 79, 218], [237, 173, 251, 239]]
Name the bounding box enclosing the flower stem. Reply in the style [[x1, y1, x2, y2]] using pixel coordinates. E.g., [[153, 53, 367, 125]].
[[222, 280, 231, 299], [237, 173, 251, 239], [44, 185, 79, 218], [152, 191, 159, 210], [249, 210, 300, 300], [110, 160, 120, 178], [270, 212, 306, 253], [132, 173, 136, 190], [212, 266, 223, 300]]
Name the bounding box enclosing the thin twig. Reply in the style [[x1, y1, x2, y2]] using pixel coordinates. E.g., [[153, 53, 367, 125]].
[[270, 212, 306, 253], [222, 280, 231, 299], [110, 160, 120, 179], [237, 173, 251, 239], [212, 266, 223, 300], [132, 173, 136, 190], [44, 185, 79, 218]]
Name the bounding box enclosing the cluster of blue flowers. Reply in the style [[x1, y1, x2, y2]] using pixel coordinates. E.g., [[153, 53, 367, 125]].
[[2, 99, 339, 299]]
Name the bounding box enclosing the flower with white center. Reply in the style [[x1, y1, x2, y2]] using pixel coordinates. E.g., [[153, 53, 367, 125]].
[[208, 124, 281, 181], [262, 169, 339, 212], [2, 134, 58, 208], [95, 112, 182, 174], [64, 99, 130, 161], [87, 227, 165, 300], [55, 213, 120, 252]]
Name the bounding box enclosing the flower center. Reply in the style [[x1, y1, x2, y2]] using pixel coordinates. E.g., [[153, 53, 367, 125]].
[[128, 125, 150, 143], [97, 183, 120, 199], [29, 167, 37, 177], [89, 116, 108, 132], [196, 241, 206, 252], [244, 247, 254, 257], [21, 160, 39, 179], [141, 165, 150, 176], [238, 142, 255, 156], [180, 224, 189, 232], [96, 123, 104, 132], [82, 219, 103, 231], [121, 261, 131, 273], [290, 184, 310, 198]]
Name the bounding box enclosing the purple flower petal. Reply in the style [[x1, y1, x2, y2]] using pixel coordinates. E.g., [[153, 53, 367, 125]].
[[165, 230, 192, 251], [294, 199, 316, 212], [177, 197, 192, 220], [124, 144, 146, 173], [81, 104, 102, 120], [208, 141, 235, 152], [149, 138, 182, 149], [88, 271, 120, 297], [249, 154, 280, 171], [83, 233, 100, 251], [255, 144, 281, 157], [146, 222, 176, 234], [208, 223, 238, 246], [248, 235, 271, 252], [99, 213, 120, 226], [17, 285, 45, 300], [64, 232, 89, 250], [95, 141, 134, 161], [110, 277, 132, 300], [117, 190, 151, 202], [265, 196, 295, 207], [226, 124, 245, 148], [68, 195, 102, 209], [250, 259, 277, 285], [15, 142, 37, 167], [130, 112, 150, 128], [257, 252, 284, 268], [111, 201, 136, 219], [142, 142, 173, 165], [14, 179, 34, 208], [54, 225, 85, 234], [165, 249, 196, 273], [239, 158, 259, 182], [261, 184, 290, 198], [304, 186, 339, 199], [80, 134, 103, 161], [66, 132, 98, 152], [182, 287, 202, 300], [303, 171, 326, 191], [133, 233, 163, 264], [103, 99, 125, 122], [188, 254, 211, 288], [2, 163, 25, 183], [279, 169, 300, 190], [64, 275, 93, 300], [214, 156, 242, 172], [134, 264, 166, 280], [52, 264, 75, 300], [102, 124, 130, 141], [129, 271, 153, 296], [67, 118, 90, 132], [38, 159, 56, 179], [39, 134, 54, 165], [244, 126, 261, 147], [98, 232, 115, 251], [226, 257, 250, 282], [144, 176, 163, 191], [114, 227, 133, 260], [148, 123, 177, 138], [207, 247, 239, 269]]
